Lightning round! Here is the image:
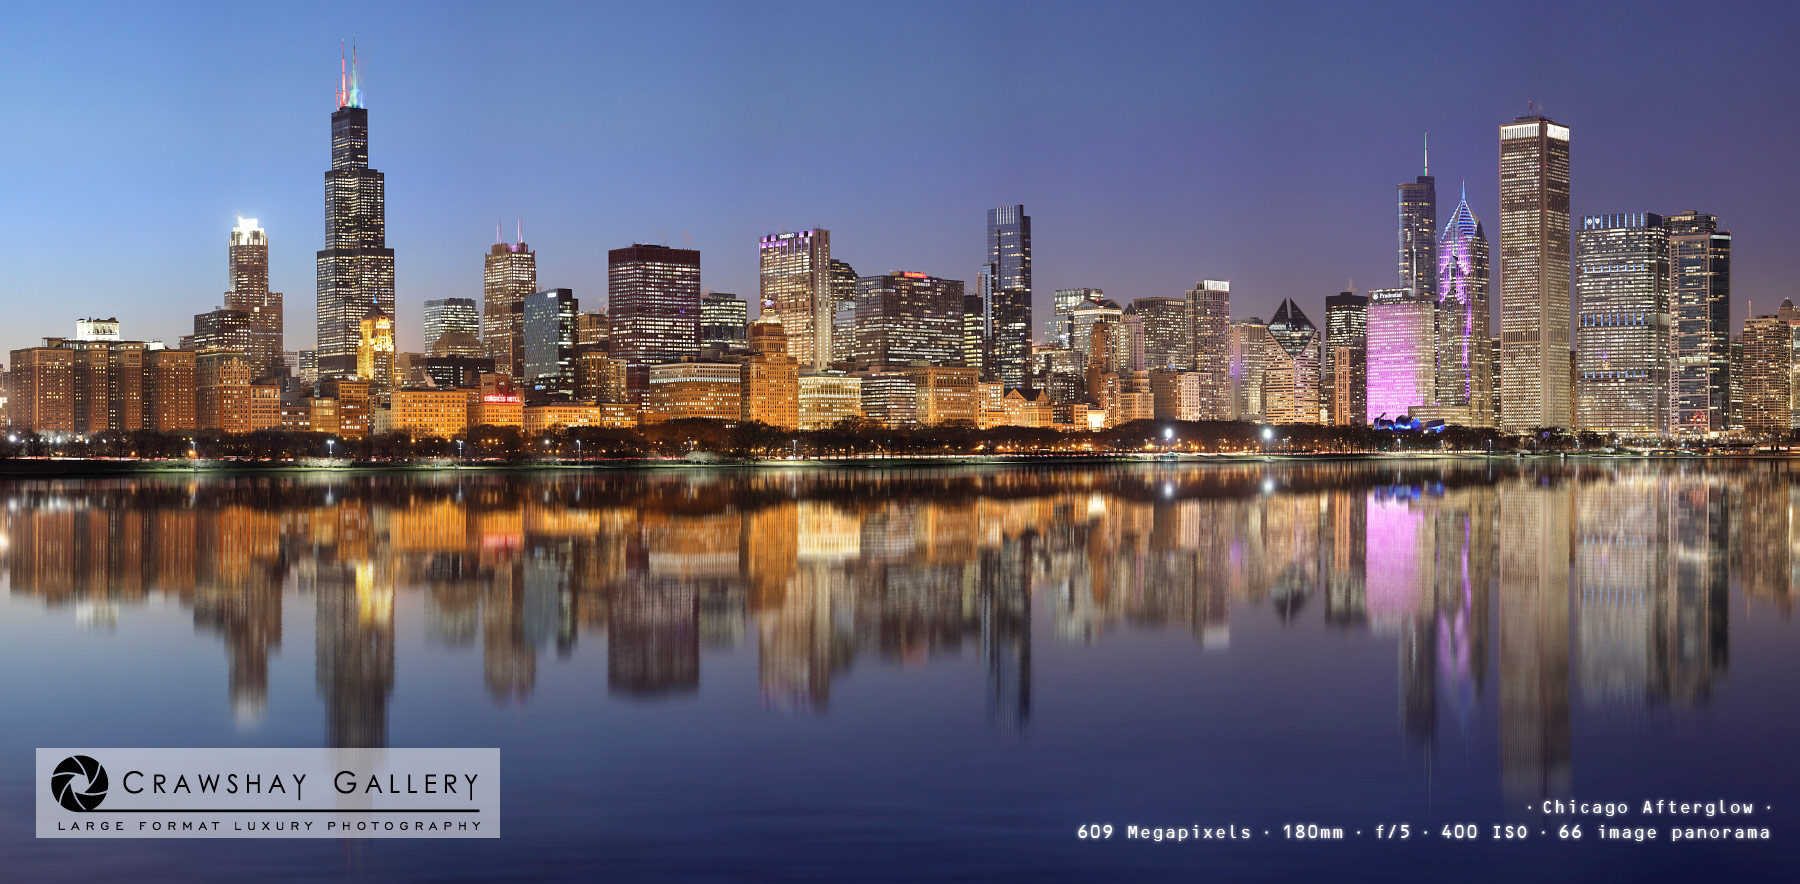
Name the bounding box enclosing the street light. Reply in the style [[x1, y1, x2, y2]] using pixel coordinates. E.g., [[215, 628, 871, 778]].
[[327, 438, 336, 462]]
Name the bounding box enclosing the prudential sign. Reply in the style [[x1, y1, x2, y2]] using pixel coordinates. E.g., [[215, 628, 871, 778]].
[[37, 748, 500, 839]]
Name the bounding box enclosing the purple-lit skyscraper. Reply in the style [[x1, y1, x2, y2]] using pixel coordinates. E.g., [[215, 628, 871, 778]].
[[1366, 287, 1436, 422], [1434, 186, 1492, 426]]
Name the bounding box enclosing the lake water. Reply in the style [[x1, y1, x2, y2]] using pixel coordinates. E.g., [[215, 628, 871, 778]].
[[1, 460, 1795, 882]]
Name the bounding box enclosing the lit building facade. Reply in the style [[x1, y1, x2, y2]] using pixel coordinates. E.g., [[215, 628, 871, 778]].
[[910, 365, 980, 426], [1399, 151, 1437, 298], [188, 307, 255, 355], [424, 297, 481, 356], [356, 308, 396, 397], [611, 244, 701, 398], [225, 217, 284, 376], [798, 373, 862, 429], [1132, 297, 1192, 371], [1434, 189, 1492, 426], [1498, 114, 1573, 430], [760, 229, 833, 369], [1324, 292, 1368, 426], [1187, 280, 1231, 420], [854, 272, 964, 368], [316, 50, 396, 379], [1740, 300, 1800, 437], [1049, 287, 1102, 349], [642, 362, 743, 424], [982, 205, 1032, 389], [1229, 318, 1272, 420], [521, 288, 578, 403], [700, 292, 748, 351], [742, 322, 799, 429], [1263, 299, 1320, 424], [1366, 287, 1437, 422], [482, 236, 536, 377], [1575, 212, 1671, 435], [1667, 210, 1732, 435], [380, 388, 469, 438]]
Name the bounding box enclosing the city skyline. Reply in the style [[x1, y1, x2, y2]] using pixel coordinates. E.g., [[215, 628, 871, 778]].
[[6, 4, 1798, 358]]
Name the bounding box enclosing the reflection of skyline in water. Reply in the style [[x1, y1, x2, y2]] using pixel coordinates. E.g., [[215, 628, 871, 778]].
[[2, 461, 1786, 799]]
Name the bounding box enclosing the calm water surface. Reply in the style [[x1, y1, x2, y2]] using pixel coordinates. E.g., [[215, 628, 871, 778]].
[[1, 460, 1795, 882]]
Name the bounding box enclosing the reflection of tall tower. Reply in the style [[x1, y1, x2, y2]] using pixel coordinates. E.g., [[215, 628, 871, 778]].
[[1573, 472, 1662, 706], [1656, 479, 1730, 703], [314, 562, 395, 748], [980, 534, 1032, 730], [1498, 477, 1572, 802], [607, 578, 699, 698]]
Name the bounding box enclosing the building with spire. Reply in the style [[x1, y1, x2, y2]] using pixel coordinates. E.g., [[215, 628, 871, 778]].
[[483, 221, 537, 378], [1432, 185, 1492, 427], [226, 217, 284, 377], [1398, 137, 1437, 300], [316, 43, 396, 379]]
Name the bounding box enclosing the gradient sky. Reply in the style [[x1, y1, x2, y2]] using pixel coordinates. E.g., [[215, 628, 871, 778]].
[[5, 1, 1798, 356]]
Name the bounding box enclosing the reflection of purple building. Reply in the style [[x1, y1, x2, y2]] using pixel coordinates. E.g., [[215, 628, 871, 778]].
[[1366, 287, 1436, 422], [1435, 187, 1491, 425]]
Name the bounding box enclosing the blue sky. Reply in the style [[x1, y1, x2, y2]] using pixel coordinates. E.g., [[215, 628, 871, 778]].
[[4, 1, 1797, 354]]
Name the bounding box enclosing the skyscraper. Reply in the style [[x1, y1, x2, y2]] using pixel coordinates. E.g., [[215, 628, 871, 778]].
[[983, 205, 1032, 389], [760, 229, 833, 369], [1434, 187, 1492, 426], [962, 294, 988, 376], [610, 243, 701, 399], [1574, 212, 1671, 435], [521, 288, 579, 403], [1187, 280, 1231, 420], [1228, 318, 1272, 420], [1398, 139, 1437, 298], [1131, 297, 1193, 371], [700, 292, 748, 351], [1738, 300, 1799, 437], [423, 297, 481, 357], [483, 230, 537, 377], [188, 307, 254, 355], [829, 259, 859, 364], [1324, 292, 1368, 426], [226, 218, 284, 377], [1264, 299, 1321, 424], [1050, 288, 1102, 349], [1367, 287, 1437, 422], [316, 45, 395, 379], [853, 271, 964, 368], [1667, 211, 1732, 435], [356, 308, 396, 397], [1498, 114, 1572, 430]]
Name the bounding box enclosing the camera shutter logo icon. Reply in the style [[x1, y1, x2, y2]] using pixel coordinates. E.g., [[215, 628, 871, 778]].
[[51, 755, 108, 811]]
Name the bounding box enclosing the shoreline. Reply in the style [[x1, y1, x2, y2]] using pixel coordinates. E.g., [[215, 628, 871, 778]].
[[0, 450, 1781, 477]]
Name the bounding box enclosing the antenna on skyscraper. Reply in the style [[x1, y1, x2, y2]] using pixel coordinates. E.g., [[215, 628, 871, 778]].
[[1423, 133, 1429, 176], [496, 220, 502, 246], [517, 217, 523, 246], [338, 41, 347, 108]]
